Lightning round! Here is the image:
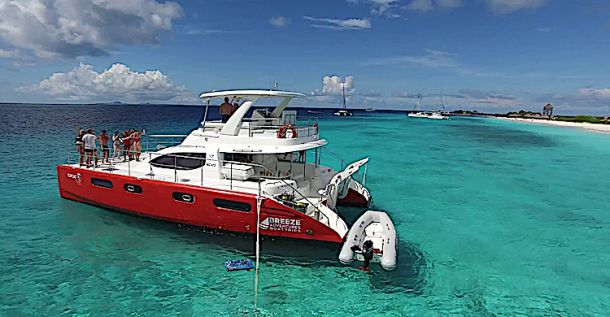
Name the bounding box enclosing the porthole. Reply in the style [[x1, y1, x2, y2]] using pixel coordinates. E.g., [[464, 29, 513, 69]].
[[213, 198, 251, 212], [91, 178, 113, 188], [172, 192, 194, 203], [124, 184, 142, 194]]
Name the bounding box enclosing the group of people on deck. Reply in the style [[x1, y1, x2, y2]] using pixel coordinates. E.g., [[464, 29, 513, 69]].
[[219, 97, 241, 123], [75, 128, 144, 167]]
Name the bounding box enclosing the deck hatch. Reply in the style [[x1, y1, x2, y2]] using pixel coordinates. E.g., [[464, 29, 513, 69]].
[[91, 178, 113, 188], [213, 198, 252, 212], [150, 153, 206, 170]]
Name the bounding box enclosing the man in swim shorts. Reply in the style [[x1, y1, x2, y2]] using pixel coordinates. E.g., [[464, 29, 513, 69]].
[[99, 130, 110, 164], [82, 128, 98, 167]]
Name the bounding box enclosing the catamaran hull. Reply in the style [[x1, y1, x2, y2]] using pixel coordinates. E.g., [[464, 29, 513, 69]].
[[57, 165, 345, 243]]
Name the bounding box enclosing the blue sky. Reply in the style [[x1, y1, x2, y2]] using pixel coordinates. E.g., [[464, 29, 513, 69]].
[[1, 0, 610, 114]]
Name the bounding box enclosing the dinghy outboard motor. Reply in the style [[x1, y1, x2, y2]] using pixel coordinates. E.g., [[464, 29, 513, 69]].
[[339, 210, 397, 271], [362, 240, 374, 268]]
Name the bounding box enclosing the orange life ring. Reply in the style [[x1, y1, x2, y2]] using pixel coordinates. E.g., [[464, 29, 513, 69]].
[[277, 124, 298, 138]]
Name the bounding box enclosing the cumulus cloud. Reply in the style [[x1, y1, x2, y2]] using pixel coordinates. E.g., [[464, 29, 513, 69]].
[[269, 16, 291, 28], [485, 0, 549, 14], [406, 0, 462, 12], [303, 16, 371, 30], [0, 0, 182, 59], [18, 63, 198, 104], [322, 75, 355, 95]]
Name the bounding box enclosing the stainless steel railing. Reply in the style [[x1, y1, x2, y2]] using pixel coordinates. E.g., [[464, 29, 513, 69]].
[[65, 149, 328, 221]]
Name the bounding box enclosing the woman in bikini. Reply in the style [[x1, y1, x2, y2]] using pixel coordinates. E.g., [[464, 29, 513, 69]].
[[130, 129, 143, 161], [112, 131, 121, 160]]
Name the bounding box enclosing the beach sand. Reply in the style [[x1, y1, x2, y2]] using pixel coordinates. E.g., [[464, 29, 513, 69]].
[[495, 117, 610, 134]]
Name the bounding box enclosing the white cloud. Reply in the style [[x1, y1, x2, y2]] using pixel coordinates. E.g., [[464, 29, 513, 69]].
[[322, 75, 354, 95], [366, 49, 458, 68], [406, 0, 462, 12], [269, 16, 291, 28], [0, 48, 19, 58], [485, 0, 549, 14], [18, 63, 198, 104], [0, 0, 182, 59], [579, 87, 610, 99], [303, 16, 371, 30]]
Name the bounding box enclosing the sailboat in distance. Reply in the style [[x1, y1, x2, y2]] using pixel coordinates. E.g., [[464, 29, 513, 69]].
[[407, 90, 429, 118], [428, 94, 449, 120], [334, 83, 353, 116]]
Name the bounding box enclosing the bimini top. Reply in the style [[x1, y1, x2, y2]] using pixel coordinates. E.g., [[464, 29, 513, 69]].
[[199, 89, 305, 101]]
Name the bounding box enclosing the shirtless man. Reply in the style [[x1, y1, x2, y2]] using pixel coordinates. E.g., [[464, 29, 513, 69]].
[[100, 130, 110, 164], [219, 97, 234, 123]]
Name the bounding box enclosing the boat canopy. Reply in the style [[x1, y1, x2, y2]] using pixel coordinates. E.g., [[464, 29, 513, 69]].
[[199, 90, 305, 102], [218, 140, 327, 154]]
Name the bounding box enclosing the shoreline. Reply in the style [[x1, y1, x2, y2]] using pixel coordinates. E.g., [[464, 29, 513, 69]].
[[494, 117, 610, 134]]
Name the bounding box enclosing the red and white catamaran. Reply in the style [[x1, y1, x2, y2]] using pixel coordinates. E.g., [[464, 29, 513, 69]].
[[57, 90, 397, 270]]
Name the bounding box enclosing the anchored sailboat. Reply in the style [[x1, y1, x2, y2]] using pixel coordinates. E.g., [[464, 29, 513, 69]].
[[407, 90, 428, 118], [334, 83, 353, 117]]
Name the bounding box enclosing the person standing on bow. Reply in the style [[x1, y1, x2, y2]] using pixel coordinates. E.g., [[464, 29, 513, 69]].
[[219, 97, 234, 123], [82, 129, 98, 167], [99, 130, 110, 164]]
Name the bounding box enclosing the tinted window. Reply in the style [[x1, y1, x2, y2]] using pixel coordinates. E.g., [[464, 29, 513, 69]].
[[150, 153, 206, 170], [172, 192, 195, 203], [213, 199, 251, 212], [124, 184, 142, 194], [91, 178, 113, 188]]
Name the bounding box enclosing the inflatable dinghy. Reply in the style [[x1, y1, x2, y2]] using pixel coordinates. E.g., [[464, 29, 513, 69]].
[[225, 259, 254, 271], [339, 210, 397, 271]]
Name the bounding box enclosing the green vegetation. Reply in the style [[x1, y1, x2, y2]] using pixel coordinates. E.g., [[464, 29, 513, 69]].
[[555, 115, 605, 123]]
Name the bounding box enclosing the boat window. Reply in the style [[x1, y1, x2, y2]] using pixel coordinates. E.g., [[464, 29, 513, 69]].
[[224, 153, 253, 164], [150, 153, 206, 170], [213, 199, 252, 212], [124, 184, 142, 194], [172, 192, 195, 203], [91, 178, 113, 188]]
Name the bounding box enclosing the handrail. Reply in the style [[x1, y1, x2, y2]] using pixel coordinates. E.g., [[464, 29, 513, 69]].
[[65, 149, 327, 220]]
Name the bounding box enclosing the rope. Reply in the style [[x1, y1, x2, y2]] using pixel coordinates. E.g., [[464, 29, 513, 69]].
[[254, 181, 262, 312]]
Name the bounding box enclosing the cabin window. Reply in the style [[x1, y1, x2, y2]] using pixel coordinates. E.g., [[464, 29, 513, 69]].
[[91, 178, 113, 188], [124, 184, 142, 194], [150, 153, 206, 170], [172, 192, 195, 203], [213, 198, 252, 212], [223, 153, 253, 164]]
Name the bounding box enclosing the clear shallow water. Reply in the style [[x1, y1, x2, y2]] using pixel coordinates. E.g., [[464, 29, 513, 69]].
[[1, 105, 609, 316]]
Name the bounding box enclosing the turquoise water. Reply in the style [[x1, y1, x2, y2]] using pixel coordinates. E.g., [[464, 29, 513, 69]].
[[1, 105, 610, 316]]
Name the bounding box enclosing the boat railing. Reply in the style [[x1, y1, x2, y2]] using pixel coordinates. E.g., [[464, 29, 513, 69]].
[[65, 150, 327, 222], [245, 117, 319, 138]]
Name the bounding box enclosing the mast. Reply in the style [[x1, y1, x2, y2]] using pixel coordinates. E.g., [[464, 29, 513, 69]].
[[414, 89, 422, 111], [342, 83, 347, 110], [440, 94, 445, 112]]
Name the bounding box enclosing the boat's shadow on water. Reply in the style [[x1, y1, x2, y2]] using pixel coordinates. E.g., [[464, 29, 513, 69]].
[[76, 202, 428, 295]]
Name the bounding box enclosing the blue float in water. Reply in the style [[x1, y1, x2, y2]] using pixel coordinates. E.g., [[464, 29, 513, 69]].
[[225, 259, 254, 271]]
